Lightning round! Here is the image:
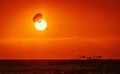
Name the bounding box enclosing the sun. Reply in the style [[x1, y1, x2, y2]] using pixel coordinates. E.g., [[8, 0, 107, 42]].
[[34, 19, 47, 31]]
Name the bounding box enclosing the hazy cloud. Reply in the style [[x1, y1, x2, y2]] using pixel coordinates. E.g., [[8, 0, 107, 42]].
[[0, 37, 120, 43]]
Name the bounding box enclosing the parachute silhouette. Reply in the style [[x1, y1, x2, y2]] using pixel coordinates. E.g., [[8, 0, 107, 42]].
[[33, 13, 42, 22]]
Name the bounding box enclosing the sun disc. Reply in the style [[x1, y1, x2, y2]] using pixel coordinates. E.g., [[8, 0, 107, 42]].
[[35, 19, 47, 31]]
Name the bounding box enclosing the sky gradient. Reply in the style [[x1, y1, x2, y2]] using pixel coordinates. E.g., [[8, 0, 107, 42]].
[[0, 0, 120, 59]]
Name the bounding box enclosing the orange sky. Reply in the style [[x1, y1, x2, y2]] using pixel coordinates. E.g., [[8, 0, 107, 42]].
[[0, 0, 120, 59]]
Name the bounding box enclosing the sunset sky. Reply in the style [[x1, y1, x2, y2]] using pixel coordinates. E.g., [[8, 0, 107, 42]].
[[0, 0, 120, 59]]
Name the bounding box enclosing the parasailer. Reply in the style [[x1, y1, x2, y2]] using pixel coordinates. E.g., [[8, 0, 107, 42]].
[[33, 13, 48, 31]]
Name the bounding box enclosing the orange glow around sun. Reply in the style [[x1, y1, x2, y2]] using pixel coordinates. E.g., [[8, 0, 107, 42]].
[[34, 19, 47, 31]]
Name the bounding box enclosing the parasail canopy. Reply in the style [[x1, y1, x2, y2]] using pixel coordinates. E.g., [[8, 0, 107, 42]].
[[33, 13, 42, 22]]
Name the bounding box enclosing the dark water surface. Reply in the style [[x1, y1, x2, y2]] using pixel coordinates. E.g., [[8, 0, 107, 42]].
[[0, 60, 120, 74]]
